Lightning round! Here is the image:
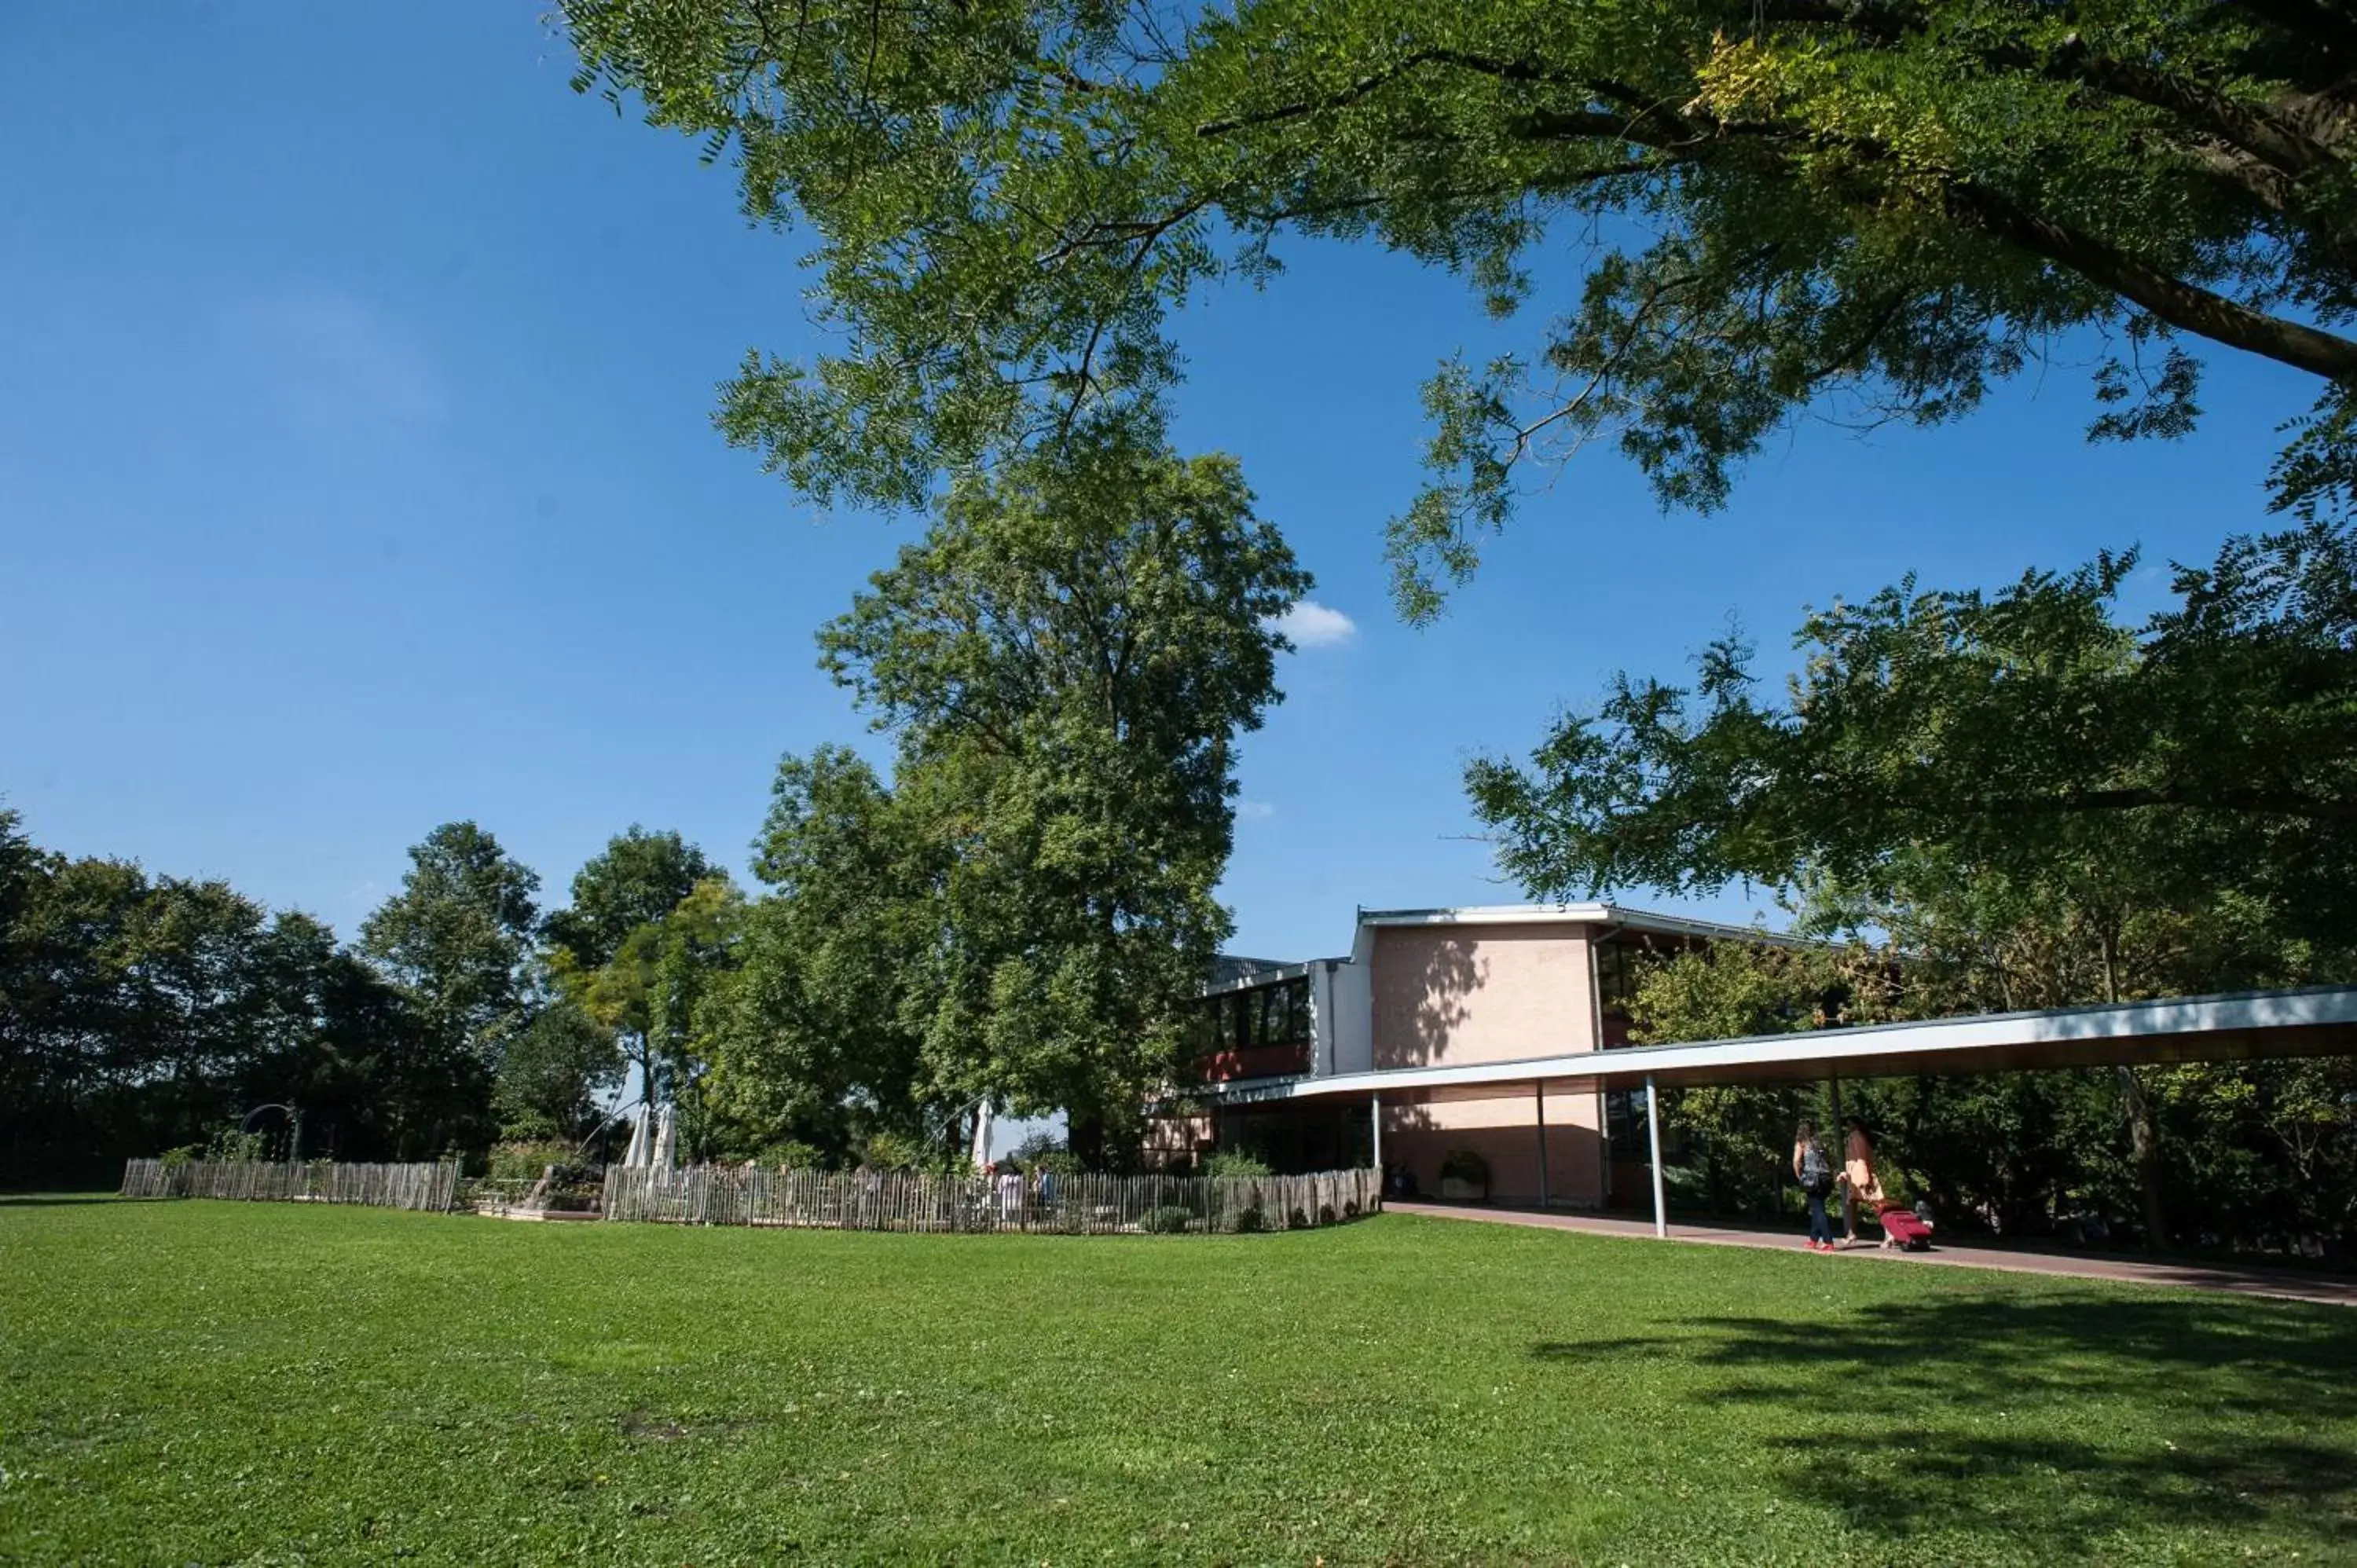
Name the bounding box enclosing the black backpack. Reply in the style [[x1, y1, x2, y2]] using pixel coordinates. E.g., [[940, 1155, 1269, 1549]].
[[1799, 1141, 1833, 1197]]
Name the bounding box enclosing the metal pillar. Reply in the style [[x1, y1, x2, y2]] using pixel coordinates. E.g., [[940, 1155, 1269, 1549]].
[[1829, 1074, 1853, 1240], [1371, 1094, 1384, 1176], [1645, 1072, 1667, 1238], [1534, 1081, 1550, 1209]]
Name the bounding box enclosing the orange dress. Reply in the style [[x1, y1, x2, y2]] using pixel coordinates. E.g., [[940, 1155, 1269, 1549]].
[[1844, 1132, 1885, 1207]]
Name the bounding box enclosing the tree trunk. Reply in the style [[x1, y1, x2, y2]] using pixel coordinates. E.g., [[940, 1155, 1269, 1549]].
[[1069, 1109, 1108, 1172], [2116, 1064, 2169, 1249], [2095, 922, 2168, 1250]]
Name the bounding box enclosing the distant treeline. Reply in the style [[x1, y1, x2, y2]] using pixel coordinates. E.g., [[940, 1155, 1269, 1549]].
[[0, 811, 500, 1185]]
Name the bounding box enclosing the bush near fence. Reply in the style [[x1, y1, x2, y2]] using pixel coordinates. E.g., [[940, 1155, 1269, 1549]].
[[120, 1158, 460, 1212], [600, 1163, 1381, 1234]]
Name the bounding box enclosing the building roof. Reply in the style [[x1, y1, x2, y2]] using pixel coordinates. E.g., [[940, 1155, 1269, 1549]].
[[1208, 954, 1303, 988], [1200, 901, 1811, 999], [1195, 985, 2357, 1106], [1203, 957, 1338, 998], [1356, 902, 1816, 948]]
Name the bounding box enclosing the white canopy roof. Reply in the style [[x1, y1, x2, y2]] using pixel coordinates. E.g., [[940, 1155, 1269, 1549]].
[[1200, 986, 2357, 1107]]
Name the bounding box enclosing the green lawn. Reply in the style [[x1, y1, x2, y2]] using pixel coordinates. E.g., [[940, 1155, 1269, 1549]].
[[3, 1201, 2353, 1566]]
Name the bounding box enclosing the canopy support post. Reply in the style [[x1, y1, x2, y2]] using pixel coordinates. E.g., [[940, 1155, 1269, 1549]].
[[1646, 1072, 1666, 1239], [1534, 1081, 1550, 1210], [1371, 1094, 1383, 1179], [1829, 1074, 1850, 1241]]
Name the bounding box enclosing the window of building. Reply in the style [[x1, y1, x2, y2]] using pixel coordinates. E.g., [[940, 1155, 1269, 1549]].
[[1604, 1085, 1651, 1149], [1191, 975, 1312, 1071]]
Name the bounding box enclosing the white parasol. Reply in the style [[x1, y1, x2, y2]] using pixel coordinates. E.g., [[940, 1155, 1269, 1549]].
[[651, 1102, 678, 1170]]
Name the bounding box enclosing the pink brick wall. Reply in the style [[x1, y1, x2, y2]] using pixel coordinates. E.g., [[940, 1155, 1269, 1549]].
[[1369, 923, 1597, 1068]]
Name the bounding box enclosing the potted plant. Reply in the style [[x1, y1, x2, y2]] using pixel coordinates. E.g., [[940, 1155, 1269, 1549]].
[[1438, 1149, 1491, 1202]]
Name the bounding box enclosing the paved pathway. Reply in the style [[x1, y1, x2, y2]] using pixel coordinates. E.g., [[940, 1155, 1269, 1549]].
[[1385, 1200, 2357, 1308]]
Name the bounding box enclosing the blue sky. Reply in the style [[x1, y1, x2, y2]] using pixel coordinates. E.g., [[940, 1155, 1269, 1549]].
[[0, 1, 2323, 964]]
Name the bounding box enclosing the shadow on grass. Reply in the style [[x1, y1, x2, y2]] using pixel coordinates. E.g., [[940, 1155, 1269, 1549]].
[[0, 1193, 133, 1207], [1534, 1294, 2357, 1557]]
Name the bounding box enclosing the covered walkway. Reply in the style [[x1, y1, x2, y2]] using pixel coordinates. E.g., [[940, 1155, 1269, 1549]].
[[1207, 986, 2357, 1235], [1387, 1200, 2357, 1309]]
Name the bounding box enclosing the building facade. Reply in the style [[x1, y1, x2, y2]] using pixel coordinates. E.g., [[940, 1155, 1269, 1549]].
[[1164, 903, 1791, 1207]]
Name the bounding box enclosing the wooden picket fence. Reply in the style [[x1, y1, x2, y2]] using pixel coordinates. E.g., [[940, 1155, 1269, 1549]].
[[601, 1163, 1382, 1235], [120, 1158, 461, 1212]]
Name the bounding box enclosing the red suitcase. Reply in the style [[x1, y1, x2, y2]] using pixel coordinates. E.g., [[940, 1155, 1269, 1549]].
[[1878, 1205, 1934, 1250]]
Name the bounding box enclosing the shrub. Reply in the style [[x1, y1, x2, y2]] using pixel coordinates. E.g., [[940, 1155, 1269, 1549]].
[[1142, 1204, 1195, 1234], [860, 1131, 940, 1172], [757, 1139, 826, 1171], [205, 1127, 267, 1163], [158, 1145, 202, 1168], [1202, 1149, 1273, 1179], [1011, 1134, 1083, 1177], [1318, 1204, 1336, 1225], [1287, 1207, 1311, 1230], [1233, 1205, 1266, 1233], [539, 1181, 603, 1213], [1439, 1149, 1492, 1188], [486, 1140, 576, 1182]]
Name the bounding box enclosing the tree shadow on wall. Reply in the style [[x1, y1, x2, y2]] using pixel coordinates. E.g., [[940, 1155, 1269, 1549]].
[[1532, 1291, 2357, 1559], [1389, 934, 1482, 1067]]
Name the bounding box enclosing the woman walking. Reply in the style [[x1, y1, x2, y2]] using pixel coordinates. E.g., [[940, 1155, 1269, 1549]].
[[1793, 1121, 1837, 1252], [1839, 1118, 1885, 1248]]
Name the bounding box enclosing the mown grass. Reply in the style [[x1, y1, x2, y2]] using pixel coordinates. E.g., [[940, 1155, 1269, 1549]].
[[2, 1198, 2353, 1566]]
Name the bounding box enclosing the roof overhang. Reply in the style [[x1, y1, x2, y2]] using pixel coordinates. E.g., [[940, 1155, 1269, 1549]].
[[1190, 987, 2357, 1108], [1357, 902, 1818, 950], [1201, 958, 1341, 999]]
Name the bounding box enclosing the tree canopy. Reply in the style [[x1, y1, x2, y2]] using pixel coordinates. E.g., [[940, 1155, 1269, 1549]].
[[541, 829, 733, 1119], [567, 0, 2357, 617], [1466, 520, 2357, 968], [358, 822, 543, 1059], [702, 746, 944, 1163], [1468, 521, 2357, 1245], [0, 810, 491, 1182], [543, 826, 715, 973], [693, 440, 1308, 1163], [834, 438, 1308, 1141]]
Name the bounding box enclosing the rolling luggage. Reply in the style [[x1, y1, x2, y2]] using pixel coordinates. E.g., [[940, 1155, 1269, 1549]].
[[1878, 1203, 1934, 1250]]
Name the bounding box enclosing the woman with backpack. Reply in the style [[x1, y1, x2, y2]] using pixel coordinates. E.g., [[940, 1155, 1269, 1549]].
[[1793, 1120, 1837, 1252]]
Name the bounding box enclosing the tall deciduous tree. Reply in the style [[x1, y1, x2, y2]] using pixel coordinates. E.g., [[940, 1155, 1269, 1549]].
[[1468, 522, 2357, 1242], [1466, 523, 2357, 947], [0, 811, 493, 1179], [567, 0, 2357, 616], [820, 436, 1310, 1153], [702, 746, 944, 1162], [359, 822, 542, 1060], [492, 994, 624, 1142], [544, 826, 714, 973], [544, 829, 731, 1120]]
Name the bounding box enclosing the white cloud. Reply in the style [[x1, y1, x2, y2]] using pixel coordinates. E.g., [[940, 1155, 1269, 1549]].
[[1236, 798, 1277, 821], [1271, 600, 1357, 648]]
